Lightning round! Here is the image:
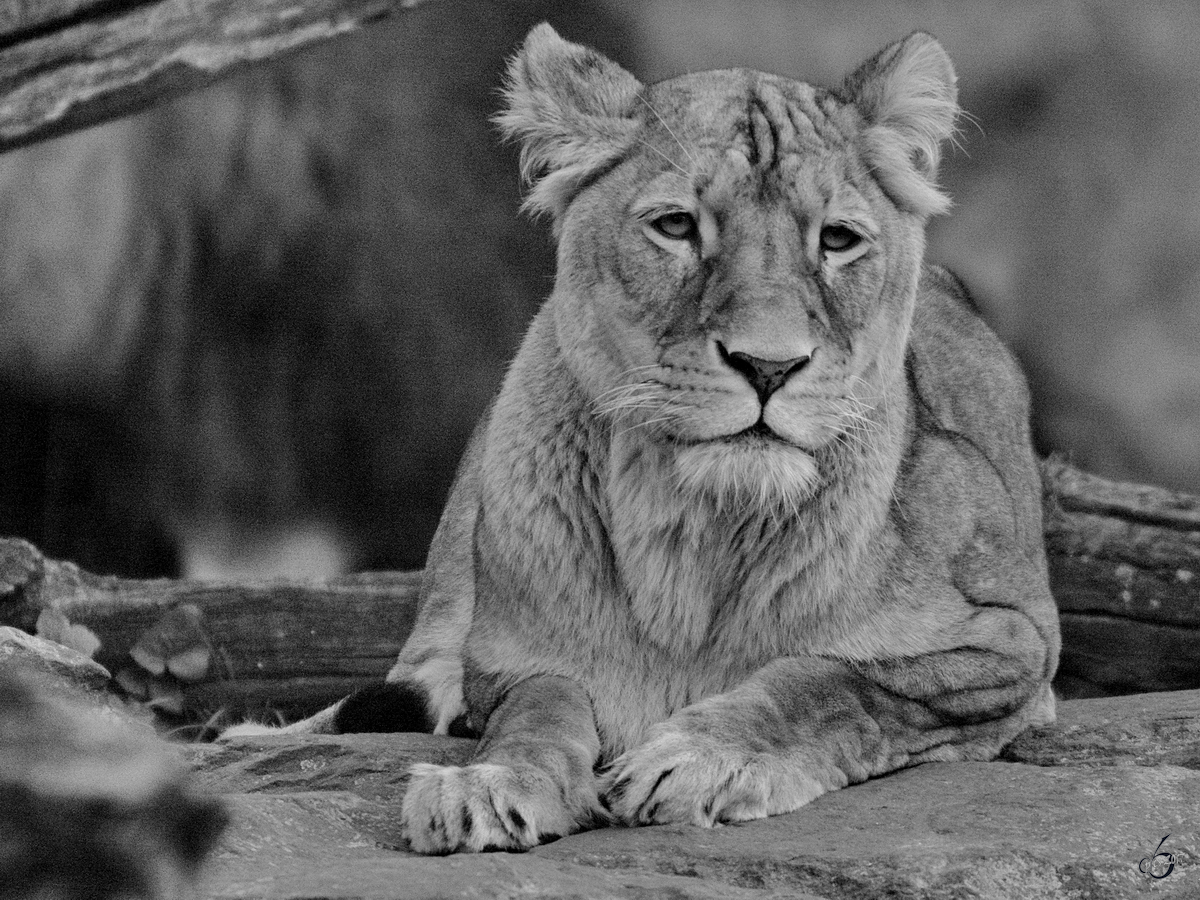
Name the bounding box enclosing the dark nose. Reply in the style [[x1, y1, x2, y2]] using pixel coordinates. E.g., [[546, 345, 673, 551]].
[[720, 345, 812, 404]]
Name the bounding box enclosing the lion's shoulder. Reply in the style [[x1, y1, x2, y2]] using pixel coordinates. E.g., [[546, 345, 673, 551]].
[[909, 264, 1031, 436], [907, 264, 1043, 546]]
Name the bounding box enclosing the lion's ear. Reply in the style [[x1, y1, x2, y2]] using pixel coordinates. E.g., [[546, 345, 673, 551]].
[[496, 23, 642, 222], [844, 32, 959, 217]]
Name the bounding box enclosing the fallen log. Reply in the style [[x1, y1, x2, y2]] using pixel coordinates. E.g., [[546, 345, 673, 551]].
[[1, 459, 1198, 723], [1042, 459, 1200, 697], [0, 538, 419, 722]]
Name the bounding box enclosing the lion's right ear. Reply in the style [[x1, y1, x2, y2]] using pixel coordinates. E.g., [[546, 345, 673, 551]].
[[843, 32, 959, 217], [495, 23, 642, 223]]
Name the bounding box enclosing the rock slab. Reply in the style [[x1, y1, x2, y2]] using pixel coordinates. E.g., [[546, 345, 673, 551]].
[[190, 691, 1200, 899]]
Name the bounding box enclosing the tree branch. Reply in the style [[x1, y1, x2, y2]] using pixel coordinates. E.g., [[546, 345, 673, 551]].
[[0, 0, 434, 153]]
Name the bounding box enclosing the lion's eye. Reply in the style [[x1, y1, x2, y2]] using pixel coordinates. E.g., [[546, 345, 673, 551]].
[[819, 224, 861, 254], [651, 212, 698, 241]]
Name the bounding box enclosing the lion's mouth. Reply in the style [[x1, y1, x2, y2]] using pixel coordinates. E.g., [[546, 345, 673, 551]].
[[729, 419, 788, 444], [668, 418, 797, 449]]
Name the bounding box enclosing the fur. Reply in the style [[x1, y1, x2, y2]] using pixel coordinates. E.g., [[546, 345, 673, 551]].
[[228, 25, 1060, 855]]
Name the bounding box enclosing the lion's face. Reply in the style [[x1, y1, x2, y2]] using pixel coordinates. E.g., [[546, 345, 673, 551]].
[[499, 27, 958, 500]]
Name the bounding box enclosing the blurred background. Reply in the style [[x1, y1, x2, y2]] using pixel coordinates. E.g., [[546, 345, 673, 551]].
[[1, 0, 1197, 580]]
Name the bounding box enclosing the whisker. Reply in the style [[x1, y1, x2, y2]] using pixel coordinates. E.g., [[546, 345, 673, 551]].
[[627, 414, 678, 433], [591, 379, 687, 431], [591, 377, 664, 407], [826, 388, 906, 514], [638, 95, 697, 170], [829, 396, 882, 460], [592, 385, 660, 407], [616, 363, 663, 378], [595, 399, 676, 419], [636, 138, 689, 178], [592, 388, 671, 413], [592, 364, 666, 395]]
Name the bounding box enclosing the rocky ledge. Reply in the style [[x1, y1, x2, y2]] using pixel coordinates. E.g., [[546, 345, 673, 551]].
[[3, 625, 1198, 899], [181, 690, 1200, 900]]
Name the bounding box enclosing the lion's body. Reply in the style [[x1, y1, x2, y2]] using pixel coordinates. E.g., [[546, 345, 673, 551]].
[[234, 25, 1059, 854], [398, 262, 1055, 751]]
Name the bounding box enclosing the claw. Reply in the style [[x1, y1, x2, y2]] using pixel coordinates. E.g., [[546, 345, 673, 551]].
[[507, 808, 527, 832], [461, 807, 473, 838], [607, 775, 631, 805]]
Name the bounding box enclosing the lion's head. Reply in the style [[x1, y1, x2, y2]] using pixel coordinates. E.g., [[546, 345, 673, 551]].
[[497, 26, 959, 505]]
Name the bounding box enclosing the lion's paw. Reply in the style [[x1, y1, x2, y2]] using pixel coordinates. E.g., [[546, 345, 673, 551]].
[[401, 762, 587, 853], [599, 724, 823, 828]]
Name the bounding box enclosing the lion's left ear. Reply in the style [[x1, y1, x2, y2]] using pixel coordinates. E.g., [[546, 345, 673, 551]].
[[843, 32, 959, 217], [496, 23, 642, 223]]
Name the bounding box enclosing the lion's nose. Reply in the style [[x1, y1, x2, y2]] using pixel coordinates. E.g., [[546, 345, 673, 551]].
[[719, 344, 813, 404]]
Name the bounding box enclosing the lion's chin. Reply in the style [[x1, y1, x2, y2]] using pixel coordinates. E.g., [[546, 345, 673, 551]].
[[672, 432, 821, 510]]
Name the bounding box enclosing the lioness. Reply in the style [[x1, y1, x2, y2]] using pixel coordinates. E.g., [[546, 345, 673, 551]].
[[232, 24, 1060, 854]]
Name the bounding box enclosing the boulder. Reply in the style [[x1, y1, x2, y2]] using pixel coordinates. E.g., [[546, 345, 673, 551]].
[[0, 625, 110, 695], [0, 668, 227, 900], [190, 691, 1200, 899], [0, 624, 153, 734]]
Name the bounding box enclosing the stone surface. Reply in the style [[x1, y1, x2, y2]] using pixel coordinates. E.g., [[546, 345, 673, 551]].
[[1003, 689, 1200, 769], [189, 692, 1200, 899]]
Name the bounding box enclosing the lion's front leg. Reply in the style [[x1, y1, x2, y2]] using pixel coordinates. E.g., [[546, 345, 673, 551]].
[[601, 650, 1047, 828], [402, 675, 606, 853], [598, 672, 839, 828]]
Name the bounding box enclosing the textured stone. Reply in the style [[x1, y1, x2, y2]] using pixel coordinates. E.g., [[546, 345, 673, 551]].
[[208, 796, 814, 900], [534, 762, 1198, 900], [188, 732, 474, 806], [190, 692, 1200, 899], [1003, 688, 1200, 769]]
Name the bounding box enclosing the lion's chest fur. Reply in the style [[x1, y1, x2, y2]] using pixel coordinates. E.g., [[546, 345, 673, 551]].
[[603, 431, 859, 665]]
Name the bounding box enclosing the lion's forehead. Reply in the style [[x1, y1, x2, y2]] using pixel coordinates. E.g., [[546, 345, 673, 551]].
[[639, 70, 860, 216], [644, 70, 849, 167]]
